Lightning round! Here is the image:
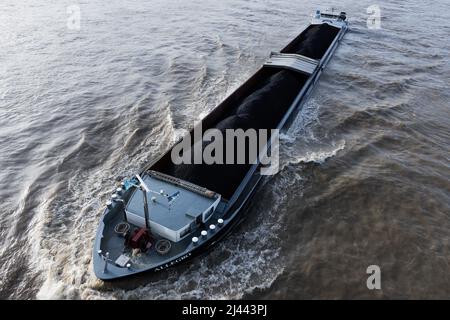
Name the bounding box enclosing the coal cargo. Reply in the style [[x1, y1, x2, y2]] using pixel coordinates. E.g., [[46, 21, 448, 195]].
[[158, 20, 342, 199]]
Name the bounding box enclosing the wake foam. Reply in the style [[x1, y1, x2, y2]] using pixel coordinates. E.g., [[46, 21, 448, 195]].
[[279, 99, 345, 170], [32, 98, 342, 301]]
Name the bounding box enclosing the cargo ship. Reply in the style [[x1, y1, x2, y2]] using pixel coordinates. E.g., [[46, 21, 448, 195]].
[[93, 10, 348, 280]]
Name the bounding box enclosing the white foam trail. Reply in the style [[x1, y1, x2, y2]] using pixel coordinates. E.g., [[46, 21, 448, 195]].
[[278, 98, 345, 169], [288, 140, 346, 165], [29, 95, 342, 300], [28, 100, 287, 299], [37, 274, 65, 300], [172, 128, 189, 144], [197, 109, 210, 121], [282, 99, 322, 143], [41, 163, 286, 300], [29, 176, 105, 300], [29, 107, 183, 299]]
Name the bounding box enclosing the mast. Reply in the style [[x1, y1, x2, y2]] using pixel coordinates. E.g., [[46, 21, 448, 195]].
[[136, 174, 151, 230], [142, 187, 150, 229]]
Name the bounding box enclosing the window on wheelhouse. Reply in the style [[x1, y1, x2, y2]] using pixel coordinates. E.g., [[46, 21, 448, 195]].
[[179, 226, 190, 239]]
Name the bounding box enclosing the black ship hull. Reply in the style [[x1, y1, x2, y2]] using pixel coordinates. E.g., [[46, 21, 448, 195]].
[[93, 11, 348, 280]]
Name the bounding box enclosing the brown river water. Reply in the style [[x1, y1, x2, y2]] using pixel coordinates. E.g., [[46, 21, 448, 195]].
[[0, 0, 449, 299]]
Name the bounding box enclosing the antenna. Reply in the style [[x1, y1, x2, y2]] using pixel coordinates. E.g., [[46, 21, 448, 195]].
[[136, 174, 181, 215], [167, 191, 180, 205], [136, 174, 168, 197], [136, 174, 150, 193], [167, 191, 180, 213]]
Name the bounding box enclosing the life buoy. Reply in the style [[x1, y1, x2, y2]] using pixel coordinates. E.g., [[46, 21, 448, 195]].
[[155, 239, 172, 255], [114, 222, 130, 236]]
